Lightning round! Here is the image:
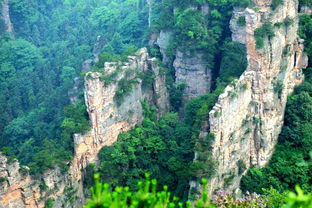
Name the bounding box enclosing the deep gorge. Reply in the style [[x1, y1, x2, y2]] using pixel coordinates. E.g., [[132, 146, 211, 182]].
[[0, 0, 311, 207]]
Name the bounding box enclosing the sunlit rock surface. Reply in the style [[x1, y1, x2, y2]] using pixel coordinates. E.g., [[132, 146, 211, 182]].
[[196, 0, 308, 195]]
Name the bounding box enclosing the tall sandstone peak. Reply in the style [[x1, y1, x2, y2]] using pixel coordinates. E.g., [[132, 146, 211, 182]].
[[0, 48, 169, 208], [193, 0, 308, 195], [0, 0, 309, 206]]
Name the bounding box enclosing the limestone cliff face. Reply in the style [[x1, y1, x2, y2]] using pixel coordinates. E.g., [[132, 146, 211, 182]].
[[156, 30, 172, 64], [150, 5, 212, 100], [0, 48, 169, 208], [198, 0, 307, 195], [174, 51, 212, 100], [173, 5, 212, 100], [152, 34, 212, 100], [0, 154, 73, 208], [1, 0, 15, 39], [71, 48, 169, 180]]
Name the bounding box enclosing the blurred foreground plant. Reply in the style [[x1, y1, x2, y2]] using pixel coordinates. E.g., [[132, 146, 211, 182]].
[[84, 174, 214, 208], [84, 174, 312, 208], [284, 185, 312, 208]]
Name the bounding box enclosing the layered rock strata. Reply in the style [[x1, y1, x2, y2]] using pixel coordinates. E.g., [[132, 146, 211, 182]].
[[198, 0, 308, 195]]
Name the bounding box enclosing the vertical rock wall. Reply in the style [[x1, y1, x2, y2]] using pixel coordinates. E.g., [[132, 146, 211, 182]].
[[0, 48, 170, 208], [1, 0, 15, 39], [199, 0, 308, 195], [156, 30, 172, 63], [0, 154, 72, 208], [71, 48, 169, 180], [173, 5, 212, 100], [151, 5, 212, 101], [174, 51, 212, 100]]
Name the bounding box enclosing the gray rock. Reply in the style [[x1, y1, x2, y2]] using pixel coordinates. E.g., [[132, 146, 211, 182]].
[[174, 50, 212, 100], [156, 30, 172, 63]]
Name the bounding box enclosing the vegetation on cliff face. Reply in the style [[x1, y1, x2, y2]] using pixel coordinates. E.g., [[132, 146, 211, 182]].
[[241, 14, 312, 195], [0, 0, 148, 174], [299, 0, 312, 7], [254, 22, 275, 49], [151, 0, 250, 66], [85, 102, 194, 200], [90, 1, 312, 205], [1, 0, 312, 206], [89, 0, 248, 201]]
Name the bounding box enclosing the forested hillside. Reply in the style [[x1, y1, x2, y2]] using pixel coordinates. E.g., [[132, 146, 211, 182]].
[[85, 0, 249, 201], [86, 0, 312, 204], [0, 0, 311, 207], [0, 0, 148, 174]]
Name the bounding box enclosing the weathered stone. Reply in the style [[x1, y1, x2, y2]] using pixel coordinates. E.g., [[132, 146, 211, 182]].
[[73, 49, 169, 174], [0, 48, 170, 208], [174, 51, 212, 100], [156, 30, 172, 63], [195, 0, 307, 195], [230, 8, 248, 44], [1, 0, 15, 40]]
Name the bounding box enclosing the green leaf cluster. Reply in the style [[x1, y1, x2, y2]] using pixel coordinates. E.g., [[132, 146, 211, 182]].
[[254, 22, 275, 49], [84, 174, 312, 208], [84, 103, 194, 201], [0, 0, 149, 174]]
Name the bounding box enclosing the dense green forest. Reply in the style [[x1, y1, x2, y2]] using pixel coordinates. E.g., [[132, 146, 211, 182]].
[[0, 0, 312, 206], [0, 0, 149, 174], [86, 0, 312, 205], [85, 103, 194, 200], [240, 13, 312, 194], [86, 0, 248, 201]]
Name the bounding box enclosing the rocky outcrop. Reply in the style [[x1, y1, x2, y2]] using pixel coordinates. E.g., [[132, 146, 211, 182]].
[[0, 154, 75, 208], [150, 4, 212, 101], [0, 48, 169, 208], [300, 6, 312, 15], [71, 48, 169, 180], [174, 51, 212, 100], [1, 0, 15, 39], [230, 9, 247, 44], [197, 0, 308, 195], [92, 36, 105, 63], [69, 36, 105, 104], [172, 5, 213, 100], [156, 30, 172, 63]]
